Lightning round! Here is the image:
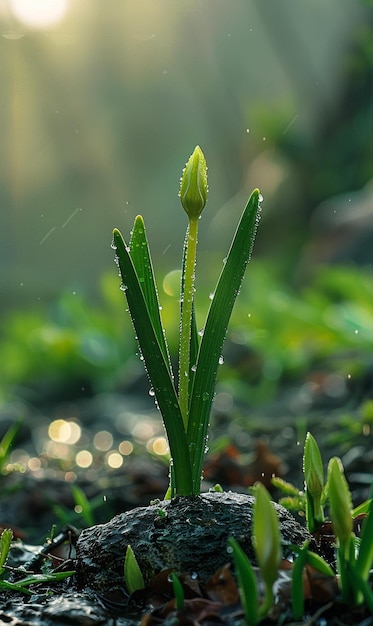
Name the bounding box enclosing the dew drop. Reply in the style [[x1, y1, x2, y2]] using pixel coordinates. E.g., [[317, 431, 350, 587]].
[[259, 193, 264, 203], [149, 388, 155, 397], [218, 355, 224, 365], [209, 292, 215, 300], [198, 328, 204, 337], [191, 365, 197, 372], [119, 283, 127, 292], [111, 239, 117, 250]]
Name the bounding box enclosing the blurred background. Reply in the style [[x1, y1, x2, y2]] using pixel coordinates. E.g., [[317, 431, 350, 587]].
[[0, 0, 373, 408], [0, 1, 373, 529], [1, 0, 372, 300]]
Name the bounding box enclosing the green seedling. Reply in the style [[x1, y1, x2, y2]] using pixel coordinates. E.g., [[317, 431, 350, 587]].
[[0, 529, 74, 595], [291, 540, 334, 620], [274, 434, 373, 613], [229, 483, 281, 624], [327, 457, 373, 610], [113, 146, 260, 496], [303, 432, 325, 532], [124, 544, 144, 595], [170, 572, 185, 611]]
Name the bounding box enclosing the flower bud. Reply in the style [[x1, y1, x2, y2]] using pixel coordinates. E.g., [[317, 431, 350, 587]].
[[179, 145, 208, 220]]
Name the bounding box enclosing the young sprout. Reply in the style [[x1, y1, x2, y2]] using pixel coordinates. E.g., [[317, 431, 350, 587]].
[[124, 545, 144, 595], [303, 432, 325, 532], [253, 483, 281, 618], [113, 146, 260, 496]]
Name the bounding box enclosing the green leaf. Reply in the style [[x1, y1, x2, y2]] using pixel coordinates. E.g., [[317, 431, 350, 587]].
[[291, 542, 308, 620], [228, 537, 259, 626], [303, 432, 324, 532], [124, 545, 144, 594], [170, 572, 185, 611], [303, 433, 324, 497], [113, 227, 193, 495], [356, 497, 373, 584], [187, 189, 260, 492], [129, 216, 172, 376], [0, 529, 12, 574], [253, 483, 281, 588], [327, 457, 353, 551], [305, 550, 334, 577]]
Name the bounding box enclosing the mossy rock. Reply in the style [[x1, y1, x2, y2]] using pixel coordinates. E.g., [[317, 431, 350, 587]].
[[76, 491, 310, 591]]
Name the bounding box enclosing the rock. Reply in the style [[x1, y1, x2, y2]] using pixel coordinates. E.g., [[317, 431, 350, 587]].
[[76, 491, 310, 591]]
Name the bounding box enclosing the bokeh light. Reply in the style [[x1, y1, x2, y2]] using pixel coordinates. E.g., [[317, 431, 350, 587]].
[[93, 430, 113, 452], [106, 451, 123, 469], [75, 450, 93, 468], [9, 0, 69, 28], [119, 440, 134, 455], [48, 419, 81, 444]]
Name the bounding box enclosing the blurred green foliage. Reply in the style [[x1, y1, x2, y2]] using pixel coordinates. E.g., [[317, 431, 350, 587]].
[[1, 261, 373, 406]]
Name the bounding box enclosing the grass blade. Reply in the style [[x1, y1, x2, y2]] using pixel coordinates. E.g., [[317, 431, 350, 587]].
[[113, 228, 193, 495], [187, 189, 260, 491]]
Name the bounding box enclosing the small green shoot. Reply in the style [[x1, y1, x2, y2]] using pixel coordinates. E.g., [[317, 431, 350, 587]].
[[229, 483, 281, 624], [113, 146, 261, 496], [327, 457, 373, 610], [170, 572, 185, 611], [303, 432, 325, 532], [228, 537, 259, 626], [291, 540, 334, 620], [0, 529, 75, 595], [124, 544, 144, 595]]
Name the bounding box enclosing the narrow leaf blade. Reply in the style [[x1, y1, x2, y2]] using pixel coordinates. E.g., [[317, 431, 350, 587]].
[[113, 228, 192, 494], [187, 189, 260, 491], [129, 216, 172, 376]]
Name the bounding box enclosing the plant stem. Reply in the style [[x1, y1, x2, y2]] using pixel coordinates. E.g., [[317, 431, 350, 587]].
[[179, 217, 199, 427]]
